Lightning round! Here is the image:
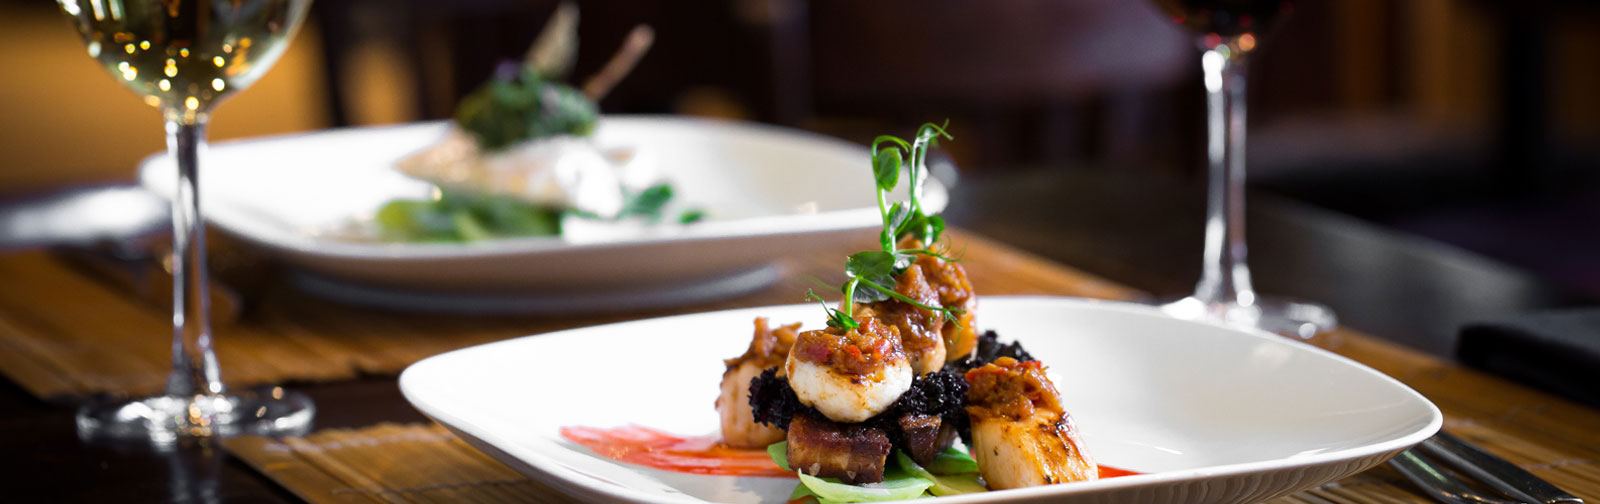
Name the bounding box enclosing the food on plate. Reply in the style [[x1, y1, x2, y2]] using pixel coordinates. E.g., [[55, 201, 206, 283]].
[[561, 122, 1129, 502], [724, 123, 1099, 501], [372, 5, 700, 243]]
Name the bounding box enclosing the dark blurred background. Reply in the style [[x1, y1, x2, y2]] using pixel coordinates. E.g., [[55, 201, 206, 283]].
[[3, 0, 1598, 295]]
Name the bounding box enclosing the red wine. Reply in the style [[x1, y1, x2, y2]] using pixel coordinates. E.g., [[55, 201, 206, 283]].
[[1152, 0, 1292, 37]]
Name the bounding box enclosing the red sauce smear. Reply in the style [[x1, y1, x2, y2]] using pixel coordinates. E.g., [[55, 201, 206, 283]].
[[563, 425, 1144, 482], [1099, 465, 1142, 478], [561, 425, 795, 478]]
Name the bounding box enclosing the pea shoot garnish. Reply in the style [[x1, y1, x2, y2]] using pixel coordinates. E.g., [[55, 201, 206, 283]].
[[817, 122, 965, 331]]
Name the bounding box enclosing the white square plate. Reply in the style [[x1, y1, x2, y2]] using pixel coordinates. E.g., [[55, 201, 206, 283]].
[[400, 296, 1441, 503]]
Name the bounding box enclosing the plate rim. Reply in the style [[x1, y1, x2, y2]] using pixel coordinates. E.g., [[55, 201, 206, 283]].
[[135, 115, 945, 262], [399, 295, 1444, 504]]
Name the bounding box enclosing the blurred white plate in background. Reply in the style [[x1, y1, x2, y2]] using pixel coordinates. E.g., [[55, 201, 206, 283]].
[[138, 116, 945, 311], [400, 297, 1442, 503]]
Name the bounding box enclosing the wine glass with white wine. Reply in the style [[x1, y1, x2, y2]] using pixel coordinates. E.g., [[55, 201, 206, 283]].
[[58, 0, 315, 442]]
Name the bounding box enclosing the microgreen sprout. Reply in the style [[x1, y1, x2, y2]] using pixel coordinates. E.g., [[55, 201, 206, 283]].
[[895, 235, 966, 264], [807, 289, 858, 330], [818, 122, 966, 329], [871, 121, 953, 251]]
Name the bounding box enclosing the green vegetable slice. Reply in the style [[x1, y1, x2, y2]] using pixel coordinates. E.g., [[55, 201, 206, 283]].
[[894, 451, 987, 496], [796, 466, 933, 503], [451, 210, 493, 242], [374, 191, 565, 243], [469, 194, 561, 236], [375, 200, 457, 242], [789, 482, 840, 504], [767, 441, 791, 471], [776, 446, 975, 502], [923, 446, 980, 475]]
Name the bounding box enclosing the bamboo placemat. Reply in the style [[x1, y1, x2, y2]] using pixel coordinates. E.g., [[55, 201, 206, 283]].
[[0, 229, 1136, 399]]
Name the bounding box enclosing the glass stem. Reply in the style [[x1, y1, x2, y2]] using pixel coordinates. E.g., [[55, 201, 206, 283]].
[[163, 118, 224, 398], [1192, 45, 1255, 308]]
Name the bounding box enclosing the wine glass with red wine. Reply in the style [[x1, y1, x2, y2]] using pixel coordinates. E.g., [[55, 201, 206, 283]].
[[1150, 0, 1338, 338]]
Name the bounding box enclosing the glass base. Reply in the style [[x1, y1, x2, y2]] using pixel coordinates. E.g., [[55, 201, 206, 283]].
[[76, 386, 314, 445], [1160, 295, 1338, 339]]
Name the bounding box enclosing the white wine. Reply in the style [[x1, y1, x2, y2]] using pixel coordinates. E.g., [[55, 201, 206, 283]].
[[58, 0, 310, 123], [60, 0, 319, 443]]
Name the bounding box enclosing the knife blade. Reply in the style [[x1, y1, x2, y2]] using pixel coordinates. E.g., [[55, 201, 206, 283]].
[[1419, 431, 1584, 504]]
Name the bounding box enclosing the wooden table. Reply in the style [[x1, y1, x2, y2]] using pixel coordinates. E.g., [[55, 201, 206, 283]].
[[2, 170, 1595, 503]]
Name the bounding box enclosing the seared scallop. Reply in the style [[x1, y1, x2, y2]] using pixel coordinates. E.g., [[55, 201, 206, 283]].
[[969, 409, 1096, 489], [785, 318, 913, 423], [718, 362, 785, 448], [856, 264, 947, 375], [964, 357, 1097, 489], [854, 237, 979, 369], [944, 310, 978, 363], [717, 318, 801, 448], [903, 238, 980, 364]]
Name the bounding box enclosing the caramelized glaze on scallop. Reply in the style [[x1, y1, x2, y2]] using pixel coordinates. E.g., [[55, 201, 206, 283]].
[[785, 318, 913, 423]]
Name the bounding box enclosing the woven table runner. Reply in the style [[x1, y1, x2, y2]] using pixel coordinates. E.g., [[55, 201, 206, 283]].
[[0, 229, 1135, 399]]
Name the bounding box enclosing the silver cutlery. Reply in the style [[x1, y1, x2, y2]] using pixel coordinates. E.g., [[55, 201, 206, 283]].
[[1389, 431, 1583, 504]]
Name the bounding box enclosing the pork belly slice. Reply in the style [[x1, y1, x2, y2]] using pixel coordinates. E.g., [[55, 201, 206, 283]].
[[897, 413, 959, 466], [785, 411, 892, 484]]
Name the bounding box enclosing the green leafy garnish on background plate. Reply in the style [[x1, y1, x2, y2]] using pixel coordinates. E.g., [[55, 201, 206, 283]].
[[454, 65, 598, 152], [373, 9, 699, 244], [618, 183, 675, 221], [375, 182, 702, 243], [375, 190, 562, 242]]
